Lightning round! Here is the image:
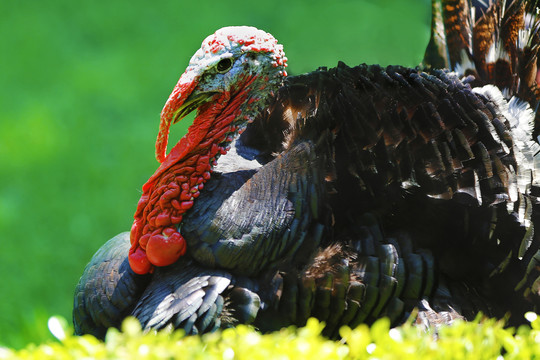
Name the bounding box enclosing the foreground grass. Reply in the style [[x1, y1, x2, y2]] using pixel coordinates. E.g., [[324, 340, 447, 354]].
[[2, 315, 540, 359]]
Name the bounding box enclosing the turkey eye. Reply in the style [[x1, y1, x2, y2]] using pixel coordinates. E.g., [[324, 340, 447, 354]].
[[216, 58, 233, 73]]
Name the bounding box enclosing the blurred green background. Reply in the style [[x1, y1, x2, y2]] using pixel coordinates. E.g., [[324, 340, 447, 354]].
[[0, 0, 430, 348]]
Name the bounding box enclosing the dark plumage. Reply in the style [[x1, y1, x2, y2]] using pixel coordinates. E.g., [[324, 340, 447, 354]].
[[74, 0, 540, 339]]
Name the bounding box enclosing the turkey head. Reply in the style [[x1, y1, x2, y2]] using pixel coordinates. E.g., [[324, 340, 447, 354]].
[[129, 27, 288, 274]]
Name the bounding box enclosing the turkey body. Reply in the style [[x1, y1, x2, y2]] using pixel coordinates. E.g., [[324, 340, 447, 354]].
[[74, 0, 540, 338], [74, 64, 540, 337]]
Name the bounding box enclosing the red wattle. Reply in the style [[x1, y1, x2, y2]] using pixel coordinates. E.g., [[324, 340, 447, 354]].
[[129, 246, 153, 275], [146, 228, 186, 267]]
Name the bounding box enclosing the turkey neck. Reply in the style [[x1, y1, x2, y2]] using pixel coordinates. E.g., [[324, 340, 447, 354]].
[[129, 74, 262, 274]]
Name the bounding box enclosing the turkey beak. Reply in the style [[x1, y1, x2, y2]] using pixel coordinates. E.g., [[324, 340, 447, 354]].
[[170, 92, 217, 125]]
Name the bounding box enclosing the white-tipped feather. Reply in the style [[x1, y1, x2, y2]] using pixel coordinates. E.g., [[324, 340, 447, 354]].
[[486, 39, 511, 63], [453, 49, 476, 76], [472, 85, 538, 203], [474, 170, 482, 206], [507, 97, 540, 192], [518, 28, 531, 51]]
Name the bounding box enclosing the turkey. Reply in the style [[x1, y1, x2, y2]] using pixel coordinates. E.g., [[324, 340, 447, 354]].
[[74, 0, 540, 339]]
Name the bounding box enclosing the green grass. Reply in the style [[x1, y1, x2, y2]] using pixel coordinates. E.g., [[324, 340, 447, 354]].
[[0, 0, 430, 349], [3, 315, 540, 359]]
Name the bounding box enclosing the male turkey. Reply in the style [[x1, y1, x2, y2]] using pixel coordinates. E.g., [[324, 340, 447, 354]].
[[74, 0, 540, 339]]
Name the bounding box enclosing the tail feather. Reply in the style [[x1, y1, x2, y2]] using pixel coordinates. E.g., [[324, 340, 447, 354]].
[[424, 0, 540, 119], [424, 0, 540, 321]]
